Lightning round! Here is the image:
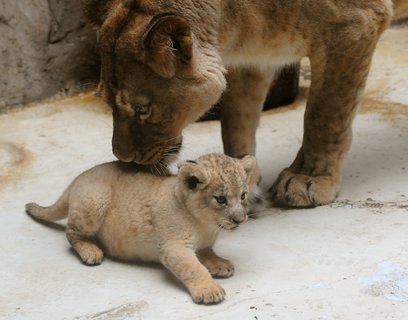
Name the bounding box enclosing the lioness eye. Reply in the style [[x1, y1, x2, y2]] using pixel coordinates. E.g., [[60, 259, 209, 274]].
[[214, 196, 228, 205], [134, 103, 151, 119], [241, 192, 247, 200]]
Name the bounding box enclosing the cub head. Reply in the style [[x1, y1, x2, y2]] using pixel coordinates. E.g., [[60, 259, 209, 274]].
[[80, 0, 226, 164], [177, 154, 257, 230]]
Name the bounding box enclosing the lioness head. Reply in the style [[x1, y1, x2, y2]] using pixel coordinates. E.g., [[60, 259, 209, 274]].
[[80, 1, 226, 164], [177, 154, 257, 230]]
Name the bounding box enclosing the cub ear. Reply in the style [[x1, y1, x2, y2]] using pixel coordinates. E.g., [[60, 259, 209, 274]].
[[239, 155, 257, 174], [239, 155, 258, 181], [143, 14, 193, 78], [178, 161, 209, 191]]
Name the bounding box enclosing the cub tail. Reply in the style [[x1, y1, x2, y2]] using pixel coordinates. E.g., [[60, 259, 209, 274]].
[[26, 186, 71, 222]]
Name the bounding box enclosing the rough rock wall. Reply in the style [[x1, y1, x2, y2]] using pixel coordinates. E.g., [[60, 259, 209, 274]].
[[0, 0, 99, 110]]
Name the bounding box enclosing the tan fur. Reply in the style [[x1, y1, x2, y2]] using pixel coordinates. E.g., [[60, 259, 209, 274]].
[[80, 0, 408, 207], [26, 154, 257, 304], [393, 0, 408, 18]]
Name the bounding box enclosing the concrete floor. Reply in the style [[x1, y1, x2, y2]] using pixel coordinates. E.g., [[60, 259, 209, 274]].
[[1, 26, 408, 320]]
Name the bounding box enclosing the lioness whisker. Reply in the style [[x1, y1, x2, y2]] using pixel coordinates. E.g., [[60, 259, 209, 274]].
[[158, 135, 182, 144]]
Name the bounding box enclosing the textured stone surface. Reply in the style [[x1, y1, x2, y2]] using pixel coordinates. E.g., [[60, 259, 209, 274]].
[[0, 0, 99, 110]]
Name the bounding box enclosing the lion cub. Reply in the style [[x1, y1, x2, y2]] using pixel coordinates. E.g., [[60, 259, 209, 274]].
[[26, 153, 256, 304]]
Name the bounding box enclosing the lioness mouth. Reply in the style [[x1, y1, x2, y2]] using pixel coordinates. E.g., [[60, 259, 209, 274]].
[[125, 141, 183, 174]]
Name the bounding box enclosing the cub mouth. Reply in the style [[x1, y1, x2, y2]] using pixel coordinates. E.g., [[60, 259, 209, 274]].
[[218, 215, 249, 231], [218, 222, 240, 231]]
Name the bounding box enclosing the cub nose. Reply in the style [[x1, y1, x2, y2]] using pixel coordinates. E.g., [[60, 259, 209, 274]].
[[232, 215, 247, 224], [232, 218, 241, 224]]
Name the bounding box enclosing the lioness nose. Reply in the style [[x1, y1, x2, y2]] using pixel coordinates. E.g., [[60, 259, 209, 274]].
[[112, 144, 134, 163]]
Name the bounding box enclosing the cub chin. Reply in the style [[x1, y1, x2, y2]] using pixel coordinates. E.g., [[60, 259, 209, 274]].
[[26, 153, 257, 305]]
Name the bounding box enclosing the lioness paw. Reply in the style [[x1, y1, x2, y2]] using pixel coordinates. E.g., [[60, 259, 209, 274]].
[[191, 282, 225, 305], [269, 169, 339, 207]]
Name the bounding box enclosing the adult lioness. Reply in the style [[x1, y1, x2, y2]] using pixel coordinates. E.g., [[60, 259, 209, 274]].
[[80, 0, 407, 207]]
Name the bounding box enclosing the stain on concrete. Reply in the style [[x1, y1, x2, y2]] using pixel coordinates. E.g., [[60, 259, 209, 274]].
[[359, 98, 408, 119], [262, 91, 408, 121], [73, 301, 148, 320], [0, 142, 31, 188], [74, 93, 112, 115], [1, 92, 111, 118], [359, 261, 408, 302]]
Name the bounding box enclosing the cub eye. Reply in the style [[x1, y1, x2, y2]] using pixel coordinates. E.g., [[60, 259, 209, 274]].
[[214, 196, 227, 205], [134, 103, 151, 119], [241, 192, 247, 201]]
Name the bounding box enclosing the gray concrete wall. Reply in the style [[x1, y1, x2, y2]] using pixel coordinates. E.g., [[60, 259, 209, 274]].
[[0, 0, 99, 110]]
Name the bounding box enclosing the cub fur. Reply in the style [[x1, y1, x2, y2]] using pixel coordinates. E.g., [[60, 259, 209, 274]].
[[26, 153, 257, 305]]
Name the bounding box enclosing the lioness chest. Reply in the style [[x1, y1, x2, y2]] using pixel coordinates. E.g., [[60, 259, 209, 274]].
[[220, 29, 308, 69], [218, 3, 309, 68]]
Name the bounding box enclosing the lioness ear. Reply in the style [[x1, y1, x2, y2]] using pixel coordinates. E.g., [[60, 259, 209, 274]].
[[178, 162, 209, 191], [80, 0, 135, 28], [80, 0, 113, 28], [143, 14, 193, 78]]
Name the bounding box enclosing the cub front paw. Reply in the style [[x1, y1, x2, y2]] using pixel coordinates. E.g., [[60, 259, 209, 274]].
[[205, 259, 234, 278], [269, 169, 339, 207], [190, 281, 226, 305]]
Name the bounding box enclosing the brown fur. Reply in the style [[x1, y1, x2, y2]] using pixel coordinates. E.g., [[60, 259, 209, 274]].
[[26, 154, 257, 304], [80, 0, 408, 206]]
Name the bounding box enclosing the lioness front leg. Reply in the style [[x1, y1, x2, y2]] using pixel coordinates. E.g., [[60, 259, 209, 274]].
[[197, 248, 234, 278], [159, 242, 225, 304], [270, 13, 390, 207], [220, 66, 274, 158]]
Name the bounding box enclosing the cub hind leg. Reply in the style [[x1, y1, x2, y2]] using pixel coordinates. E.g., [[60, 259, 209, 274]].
[[67, 227, 104, 265], [66, 186, 110, 265]]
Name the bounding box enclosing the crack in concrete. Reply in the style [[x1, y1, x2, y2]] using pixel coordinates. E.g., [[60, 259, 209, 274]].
[[330, 198, 408, 211]]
